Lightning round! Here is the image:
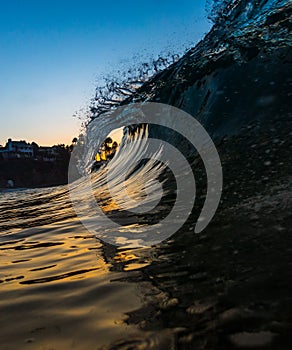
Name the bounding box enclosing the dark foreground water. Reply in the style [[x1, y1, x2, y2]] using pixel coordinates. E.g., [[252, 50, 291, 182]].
[[0, 178, 291, 350]]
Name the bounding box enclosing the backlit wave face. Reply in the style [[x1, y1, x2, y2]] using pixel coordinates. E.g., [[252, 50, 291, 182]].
[[68, 103, 222, 248]]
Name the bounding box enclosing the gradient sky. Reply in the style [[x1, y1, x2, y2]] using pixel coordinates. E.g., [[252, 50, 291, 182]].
[[0, 0, 210, 146]]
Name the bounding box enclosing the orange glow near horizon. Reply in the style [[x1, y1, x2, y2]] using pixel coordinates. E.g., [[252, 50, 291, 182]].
[[0, 122, 81, 147], [0, 126, 124, 148], [108, 127, 124, 144]]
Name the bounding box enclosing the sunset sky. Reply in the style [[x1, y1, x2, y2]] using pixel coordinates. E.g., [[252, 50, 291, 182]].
[[0, 0, 210, 147]]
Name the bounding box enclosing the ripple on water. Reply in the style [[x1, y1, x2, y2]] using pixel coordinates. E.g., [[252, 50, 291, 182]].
[[0, 219, 147, 350]]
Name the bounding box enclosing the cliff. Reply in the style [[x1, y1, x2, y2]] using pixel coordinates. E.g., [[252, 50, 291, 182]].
[[0, 159, 69, 189]]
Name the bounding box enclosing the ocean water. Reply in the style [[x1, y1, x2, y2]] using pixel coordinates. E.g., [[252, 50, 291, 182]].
[[0, 189, 145, 349], [1, 0, 291, 349]]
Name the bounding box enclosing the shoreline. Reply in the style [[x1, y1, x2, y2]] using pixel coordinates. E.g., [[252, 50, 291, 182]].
[[0, 158, 69, 189]]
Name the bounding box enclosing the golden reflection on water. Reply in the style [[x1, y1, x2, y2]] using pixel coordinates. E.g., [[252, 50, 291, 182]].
[[114, 249, 152, 271], [0, 218, 148, 350], [99, 197, 121, 212]]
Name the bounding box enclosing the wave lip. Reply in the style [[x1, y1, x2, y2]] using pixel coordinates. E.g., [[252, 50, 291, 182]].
[[68, 102, 222, 247]]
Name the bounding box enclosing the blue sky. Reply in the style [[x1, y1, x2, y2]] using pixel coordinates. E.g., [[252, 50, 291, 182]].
[[0, 0, 210, 146]]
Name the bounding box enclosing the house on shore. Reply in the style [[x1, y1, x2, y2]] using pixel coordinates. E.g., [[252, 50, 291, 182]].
[[0, 139, 69, 162], [37, 146, 58, 161], [0, 139, 33, 159]]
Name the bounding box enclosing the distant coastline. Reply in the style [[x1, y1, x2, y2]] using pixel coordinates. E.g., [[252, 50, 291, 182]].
[[0, 158, 70, 189], [0, 138, 73, 189], [0, 136, 121, 189]]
